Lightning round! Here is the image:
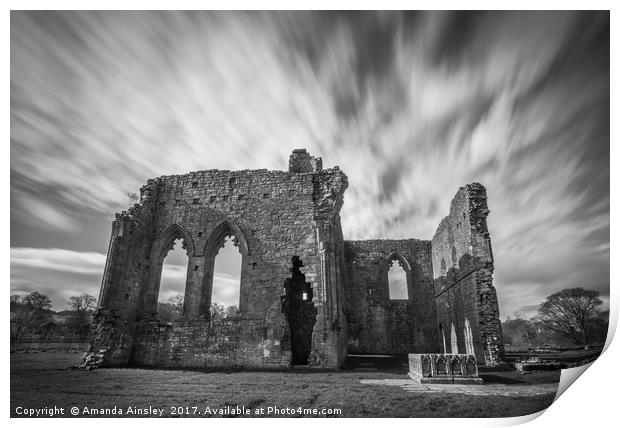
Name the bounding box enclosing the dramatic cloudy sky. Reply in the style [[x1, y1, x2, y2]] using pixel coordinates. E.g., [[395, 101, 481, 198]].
[[10, 11, 609, 319]]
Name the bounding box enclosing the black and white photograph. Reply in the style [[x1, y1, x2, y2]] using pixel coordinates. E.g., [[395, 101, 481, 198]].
[[9, 8, 612, 419]]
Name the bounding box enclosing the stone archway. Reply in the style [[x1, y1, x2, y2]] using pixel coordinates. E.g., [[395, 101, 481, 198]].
[[142, 223, 194, 319], [199, 220, 250, 319]]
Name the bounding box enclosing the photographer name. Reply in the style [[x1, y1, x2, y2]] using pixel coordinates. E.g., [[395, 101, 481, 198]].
[[75, 406, 165, 416]]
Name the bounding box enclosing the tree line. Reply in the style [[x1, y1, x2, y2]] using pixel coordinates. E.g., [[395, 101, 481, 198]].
[[158, 294, 238, 323], [11, 291, 97, 343], [11, 291, 240, 343], [502, 287, 608, 349], [12, 286, 608, 349]]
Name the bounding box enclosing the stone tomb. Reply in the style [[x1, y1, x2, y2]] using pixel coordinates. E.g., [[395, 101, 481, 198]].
[[408, 353, 483, 384]]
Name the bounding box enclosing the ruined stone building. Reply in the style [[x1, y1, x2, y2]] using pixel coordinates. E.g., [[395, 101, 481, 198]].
[[88, 149, 504, 369]]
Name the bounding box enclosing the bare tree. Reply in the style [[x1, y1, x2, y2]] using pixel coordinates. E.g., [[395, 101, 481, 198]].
[[15, 291, 53, 337], [537, 287, 603, 345], [167, 295, 184, 322], [10, 311, 29, 343], [523, 320, 538, 345], [68, 294, 97, 314], [22, 291, 51, 311], [158, 295, 184, 323], [10, 295, 22, 312], [67, 294, 97, 339], [209, 303, 238, 324], [127, 192, 139, 204], [225, 305, 239, 318], [209, 302, 225, 323], [502, 317, 539, 347]]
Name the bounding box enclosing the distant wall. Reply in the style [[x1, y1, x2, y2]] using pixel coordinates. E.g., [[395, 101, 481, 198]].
[[343, 239, 438, 354], [431, 183, 504, 365]]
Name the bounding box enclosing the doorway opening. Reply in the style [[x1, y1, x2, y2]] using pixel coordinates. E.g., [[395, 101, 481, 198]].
[[283, 256, 316, 365]]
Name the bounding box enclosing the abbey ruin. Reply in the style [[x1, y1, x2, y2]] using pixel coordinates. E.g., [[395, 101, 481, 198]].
[[87, 149, 504, 369]]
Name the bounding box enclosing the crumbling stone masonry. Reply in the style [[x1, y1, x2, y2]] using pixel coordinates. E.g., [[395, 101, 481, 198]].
[[431, 183, 505, 365], [87, 150, 504, 369]]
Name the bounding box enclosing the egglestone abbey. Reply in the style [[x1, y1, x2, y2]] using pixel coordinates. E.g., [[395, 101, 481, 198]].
[[85, 149, 504, 368]]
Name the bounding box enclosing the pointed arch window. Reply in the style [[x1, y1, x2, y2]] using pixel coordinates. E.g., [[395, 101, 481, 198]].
[[201, 221, 249, 319], [158, 239, 188, 323], [388, 260, 408, 299], [211, 235, 242, 311], [386, 253, 413, 301], [143, 223, 194, 321]]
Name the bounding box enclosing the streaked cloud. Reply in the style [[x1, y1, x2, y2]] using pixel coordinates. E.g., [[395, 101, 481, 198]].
[[10, 247, 241, 309], [11, 11, 609, 318], [11, 247, 105, 273], [10, 247, 106, 309]]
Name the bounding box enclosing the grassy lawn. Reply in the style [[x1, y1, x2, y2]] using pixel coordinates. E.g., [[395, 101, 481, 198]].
[[11, 352, 558, 418]]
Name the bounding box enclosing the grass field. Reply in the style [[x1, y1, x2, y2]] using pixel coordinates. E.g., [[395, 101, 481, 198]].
[[10, 352, 559, 418]]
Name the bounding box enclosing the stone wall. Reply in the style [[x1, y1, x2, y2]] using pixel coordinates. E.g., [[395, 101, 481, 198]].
[[89, 150, 349, 368], [431, 183, 504, 365], [342, 239, 438, 354]]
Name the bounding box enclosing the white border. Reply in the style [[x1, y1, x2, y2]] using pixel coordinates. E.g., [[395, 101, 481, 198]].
[[3, 3, 616, 428]]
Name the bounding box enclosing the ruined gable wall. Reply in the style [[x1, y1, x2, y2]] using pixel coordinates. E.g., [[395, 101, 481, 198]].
[[92, 153, 349, 368], [131, 169, 319, 368], [342, 239, 438, 354], [431, 183, 504, 365]]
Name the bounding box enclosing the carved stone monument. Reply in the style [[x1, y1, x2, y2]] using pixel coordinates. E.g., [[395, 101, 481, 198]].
[[408, 353, 483, 384]]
